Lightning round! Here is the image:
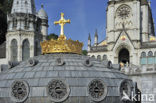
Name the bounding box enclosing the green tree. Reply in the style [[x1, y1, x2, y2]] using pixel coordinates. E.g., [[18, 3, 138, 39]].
[[47, 33, 58, 40], [82, 50, 88, 56], [0, 0, 13, 45]]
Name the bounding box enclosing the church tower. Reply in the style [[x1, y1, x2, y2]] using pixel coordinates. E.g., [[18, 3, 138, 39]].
[[88, 33, 91, 51], [94, 29, 98, 46], [105, 0, 155, 64], [6, 0, 48, 62], [88, 0, 156, 66]]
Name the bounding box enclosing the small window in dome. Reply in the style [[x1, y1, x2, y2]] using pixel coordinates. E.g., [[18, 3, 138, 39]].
[[11, 80, 29, 102], [47, 79, 70, 102], [88, 79, 107, 102], [55, 58, 65, 66], [84, 58, 93, 67]]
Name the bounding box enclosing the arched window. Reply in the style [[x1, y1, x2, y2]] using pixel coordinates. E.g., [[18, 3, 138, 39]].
[[11, 39, 18, 61], [148, 51, 153, 57], [13, 18, 17, 28], [91, 55, 95, 59], [22, 39, 30, 61], [97, 55, 101, 61], [141, 52, 146, 58], [103, 55, 107, 61]]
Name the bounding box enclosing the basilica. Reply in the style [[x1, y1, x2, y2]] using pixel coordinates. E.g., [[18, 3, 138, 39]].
[[0, 0, 156, 103], [88, 0, 156, 102]]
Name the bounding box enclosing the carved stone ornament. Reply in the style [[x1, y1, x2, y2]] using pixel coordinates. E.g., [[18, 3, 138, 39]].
[[88, 79, 107, 102], [11, 80, 29, 102], [47, 79, 70, 102], [117, 5, 131, 19]]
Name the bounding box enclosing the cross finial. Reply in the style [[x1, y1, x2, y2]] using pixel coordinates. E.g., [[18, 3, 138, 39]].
[[54, 13, 71, 36]]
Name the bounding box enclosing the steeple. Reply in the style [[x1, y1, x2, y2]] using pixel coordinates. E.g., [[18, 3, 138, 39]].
[[88, 33, 91, 51], [88, 33, 91, 41], [94, 29, 98, 46], [11, 0, 36, 14]]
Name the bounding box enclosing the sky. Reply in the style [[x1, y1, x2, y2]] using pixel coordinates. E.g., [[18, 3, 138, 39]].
[[35, 0, 156, 50]]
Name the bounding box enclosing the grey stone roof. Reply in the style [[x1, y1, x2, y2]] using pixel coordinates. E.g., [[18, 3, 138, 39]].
[[0, 54, 132, 103], [38, 5, 48, 20], [141, 42, 156, 48], [89, 45, 108, 52], [0, 42, 6, 58]]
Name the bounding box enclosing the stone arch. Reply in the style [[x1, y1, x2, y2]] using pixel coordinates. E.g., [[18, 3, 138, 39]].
[[114, 43, 132, 64], [141, 52, 146, 57], [91, 55, 95, 59], [97, 55, 101, 61], [148, 51, 153, 57], [103, 55, 107, 61], [22, 39, 30, 61], [119, 48, 130, 64], [11, 39, 18, 61]]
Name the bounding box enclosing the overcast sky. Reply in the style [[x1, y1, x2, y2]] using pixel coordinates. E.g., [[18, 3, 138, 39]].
[[35, 0, 156, 49]]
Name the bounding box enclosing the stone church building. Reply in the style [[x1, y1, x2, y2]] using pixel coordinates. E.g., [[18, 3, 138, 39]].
[[88, 0, 156, 101], [88, 0, 156, 66], [0, 0, 48, 69]]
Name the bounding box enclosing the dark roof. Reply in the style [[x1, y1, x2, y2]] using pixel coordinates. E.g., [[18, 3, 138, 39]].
[[0, 42, 6, 58]]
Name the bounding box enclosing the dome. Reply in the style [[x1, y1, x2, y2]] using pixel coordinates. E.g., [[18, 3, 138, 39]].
[[38, 5, 48, 19], [0, 54, 135, 103]]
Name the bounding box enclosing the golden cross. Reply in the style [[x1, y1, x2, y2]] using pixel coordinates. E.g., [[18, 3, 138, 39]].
[[54, 13, 71, 36]]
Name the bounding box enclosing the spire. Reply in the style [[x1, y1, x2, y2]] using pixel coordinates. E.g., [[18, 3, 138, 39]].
[[11, 0, 36, 14], [95, 29, 98, 37], [94, 29, 98, 46], [88, 33, 91, 40]]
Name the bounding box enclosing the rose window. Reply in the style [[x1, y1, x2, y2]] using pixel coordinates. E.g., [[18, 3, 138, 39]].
[[11, 80, 29, 102], [88, 79, 107, 102], [117, 5, 131, 19], [47, 79, 70, 102]]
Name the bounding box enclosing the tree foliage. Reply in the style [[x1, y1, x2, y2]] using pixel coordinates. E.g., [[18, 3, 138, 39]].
[[82, 50, 88, 56], [0, 0, 13, 45], [47, 33, 58, 40]]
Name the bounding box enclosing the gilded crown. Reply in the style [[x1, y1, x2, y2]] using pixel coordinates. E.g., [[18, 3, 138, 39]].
[[41, 13, 83, 54], [41, 35, 83, 54]]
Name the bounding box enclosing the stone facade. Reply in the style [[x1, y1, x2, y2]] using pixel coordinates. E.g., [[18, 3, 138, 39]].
[[88, 0, 156, 66], [0, 0, 48, 69], [88, 0, 156, 102]]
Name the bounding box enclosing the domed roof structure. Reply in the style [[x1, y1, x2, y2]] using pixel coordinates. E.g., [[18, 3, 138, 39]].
[[0, 54, 134, 103], [38, 5, 48, 19], [0, 13, 136, 103]]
